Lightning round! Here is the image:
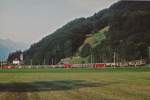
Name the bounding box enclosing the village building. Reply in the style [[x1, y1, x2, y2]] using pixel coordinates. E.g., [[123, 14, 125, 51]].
[[12, 53, 24, 65], [12, 58, 21, 65], [59, 57, 71, 64]]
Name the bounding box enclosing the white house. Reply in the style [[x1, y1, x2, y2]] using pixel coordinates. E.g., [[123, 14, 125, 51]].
[[12, 59, 20, 65]]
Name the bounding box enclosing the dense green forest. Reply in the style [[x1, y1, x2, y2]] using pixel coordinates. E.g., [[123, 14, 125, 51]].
[[8, 1, 150, 65]]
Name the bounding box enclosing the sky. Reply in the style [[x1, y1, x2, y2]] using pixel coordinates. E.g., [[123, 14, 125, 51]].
[[0, 0, 119, 47]]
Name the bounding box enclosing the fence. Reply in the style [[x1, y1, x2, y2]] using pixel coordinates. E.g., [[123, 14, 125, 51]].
[[0, 59, 146, 69]]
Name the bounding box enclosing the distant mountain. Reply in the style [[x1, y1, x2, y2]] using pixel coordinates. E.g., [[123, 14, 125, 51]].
[[0, 39, 28, 60], [8, 1, 150, 64]]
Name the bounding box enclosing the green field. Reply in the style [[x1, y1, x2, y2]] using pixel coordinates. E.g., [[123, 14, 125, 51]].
[[0, 67, 150, 100]]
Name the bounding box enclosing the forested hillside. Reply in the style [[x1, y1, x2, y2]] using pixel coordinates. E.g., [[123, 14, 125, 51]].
[[8, 1, 150, 64]]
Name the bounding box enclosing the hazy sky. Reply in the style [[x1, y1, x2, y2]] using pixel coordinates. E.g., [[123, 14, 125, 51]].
[[0, 0, 119, 46]]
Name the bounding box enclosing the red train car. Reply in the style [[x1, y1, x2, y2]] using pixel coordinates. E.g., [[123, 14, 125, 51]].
[[1, 66, 16, 69], [93, 64, 106, 69], [64, 64, 72, 68]]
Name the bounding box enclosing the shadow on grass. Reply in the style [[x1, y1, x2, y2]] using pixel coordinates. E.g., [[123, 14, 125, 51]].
[[0, 80, 119, 92]]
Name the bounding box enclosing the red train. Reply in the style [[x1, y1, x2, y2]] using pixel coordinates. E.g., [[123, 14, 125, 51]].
[[0, 66, 16, 69], [63, 63, 106, 69]]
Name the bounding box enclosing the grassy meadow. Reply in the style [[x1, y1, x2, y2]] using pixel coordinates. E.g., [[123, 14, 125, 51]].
[[0, 67, 149, 100]]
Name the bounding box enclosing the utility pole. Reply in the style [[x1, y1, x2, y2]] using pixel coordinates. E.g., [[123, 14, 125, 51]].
[[43, 58, 46, 65], [114, 52, 116, 68], [52, 58, 53, 65], [91, 54, 92, 64], [93, 54, 94, 64], [148, 47, 150, 67], [1, 59, 4, 67], [30, 59, 33, 66], [91, 48, 93, 65], [0, 59, 2, 67]]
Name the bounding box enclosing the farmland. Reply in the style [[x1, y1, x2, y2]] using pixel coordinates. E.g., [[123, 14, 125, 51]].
[[0, 67, 150, 100]]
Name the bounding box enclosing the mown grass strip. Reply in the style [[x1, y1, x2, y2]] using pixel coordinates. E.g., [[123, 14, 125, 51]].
[[0, 67, 150, 73]]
